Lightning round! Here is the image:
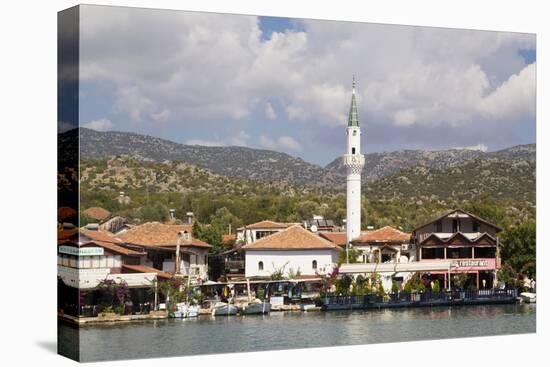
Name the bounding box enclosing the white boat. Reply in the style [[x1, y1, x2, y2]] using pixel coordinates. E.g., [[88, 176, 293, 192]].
[[211, 302, 238, 316], [519, 292, 536, 303], [241, 302, 271, 315], [300, 304, 318, 311], [174, 303, 200, 318]]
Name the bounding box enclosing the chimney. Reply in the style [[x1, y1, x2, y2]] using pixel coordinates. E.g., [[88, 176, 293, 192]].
[[186, 212, 194, 224]]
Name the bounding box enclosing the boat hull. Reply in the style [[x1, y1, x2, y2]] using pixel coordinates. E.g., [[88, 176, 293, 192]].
[[212, 304, 238, 316], [241, 303, 271, 315]]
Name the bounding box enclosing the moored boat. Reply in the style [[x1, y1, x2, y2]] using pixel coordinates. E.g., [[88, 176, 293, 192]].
[[241, 302, 271, 315], [519, 292, 536, 303], [211, 302, 238, 316], [173, 303, 201, 318]]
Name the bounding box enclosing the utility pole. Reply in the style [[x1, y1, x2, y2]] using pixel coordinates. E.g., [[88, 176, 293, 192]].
[[175, 232, 182, 274]]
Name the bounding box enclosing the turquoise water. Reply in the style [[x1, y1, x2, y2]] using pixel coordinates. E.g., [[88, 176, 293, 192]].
[[59, 303, 536, 362]]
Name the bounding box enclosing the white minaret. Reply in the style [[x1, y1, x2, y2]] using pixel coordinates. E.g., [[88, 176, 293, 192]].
[[343, 77, 365, 246]]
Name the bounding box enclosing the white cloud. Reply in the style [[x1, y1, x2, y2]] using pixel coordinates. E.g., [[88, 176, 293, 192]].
[[259, 135, 302, 151], [452, 144, 488, 152], [265, 102, 277, 120], [278, 136, 302, 151], [83, 118, 113, 131], [185, 130, 249, 147], [479, 63, 536, 119], [393, 109, 417, 127], [79, 5, 535, 147]]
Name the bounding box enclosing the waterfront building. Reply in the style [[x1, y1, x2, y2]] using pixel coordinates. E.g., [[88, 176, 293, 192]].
[[342, 77, 365, 244], [236, 220, 297, 244], [242, 224, 341, 278], [349, 226, 414, 289], [352, 226, 415, 264], [57, 227, 167, 316], [117, 222, 212, 284], [213, 242, 247, 281], [411, 209, 501, 289]]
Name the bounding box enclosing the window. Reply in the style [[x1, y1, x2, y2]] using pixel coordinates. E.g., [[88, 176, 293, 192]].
[[452, 219, 459, 233], [258, 261, 264, 271], [421, 247, 445, 259], [472, 221, 480, 232], [353, 130, 357, 136], [352, 147, 356, 154], [434, 220, 442, 232], [474, 247, 496, 258], [256, 231, 273, 240], [312, 260, 317, 269]]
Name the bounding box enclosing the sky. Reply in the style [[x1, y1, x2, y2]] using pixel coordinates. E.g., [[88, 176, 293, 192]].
[[76, 5, 536, 166]]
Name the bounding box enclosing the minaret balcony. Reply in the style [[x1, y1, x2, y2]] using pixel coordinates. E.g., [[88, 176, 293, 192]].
[[342, 153, 365, 168]]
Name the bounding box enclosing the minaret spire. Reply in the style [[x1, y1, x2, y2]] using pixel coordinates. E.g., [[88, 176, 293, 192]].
[[348, 76, 359, 127]]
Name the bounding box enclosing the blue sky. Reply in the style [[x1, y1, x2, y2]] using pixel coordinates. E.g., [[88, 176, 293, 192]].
[[76, 6, 536, 166]]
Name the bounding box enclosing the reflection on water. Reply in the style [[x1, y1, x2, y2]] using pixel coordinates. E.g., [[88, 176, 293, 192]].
[[59, 303, 536, 362]]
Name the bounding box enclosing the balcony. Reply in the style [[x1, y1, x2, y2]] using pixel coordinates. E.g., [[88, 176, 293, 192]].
[[342, 154, 365, 167]]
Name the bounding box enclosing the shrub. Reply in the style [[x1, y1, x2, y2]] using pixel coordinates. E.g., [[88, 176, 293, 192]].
[[378, 283, 385, 296], [432, 280, 441, 293], [404, 282, 413, 294], [417, 282, 426, 293], [391, 281, 399, 294]]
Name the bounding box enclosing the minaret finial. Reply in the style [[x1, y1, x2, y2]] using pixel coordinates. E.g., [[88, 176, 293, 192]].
[[348, 75, 359, 127]]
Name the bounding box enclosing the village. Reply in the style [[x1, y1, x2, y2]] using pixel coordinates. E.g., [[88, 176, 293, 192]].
[[57, 79, 530, 324]]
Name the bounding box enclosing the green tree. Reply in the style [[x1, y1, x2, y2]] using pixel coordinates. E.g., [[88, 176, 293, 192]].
[[500, 220, 536, 280], [337, 247, 362, 265], [391, 281, 399, 294], [497, 264, 521, 288]]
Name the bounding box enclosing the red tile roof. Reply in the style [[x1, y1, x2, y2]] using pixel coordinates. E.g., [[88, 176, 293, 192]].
[[79, 229, 144, 256], [238, 220, 298, 230], [242, 225, 342, 251], [318, 232, 347, 246], [117, 222, 211, 248], [83, 207, 111, 221], [353, 226, 411, 243], [222, 234, 237, 244], [58, 228, 79, 241], [122, 264, 173, 279], [58, 207, 77, 221]]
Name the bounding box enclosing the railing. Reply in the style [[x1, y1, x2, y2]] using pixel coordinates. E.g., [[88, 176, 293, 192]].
[[323, 288, 518, 307]]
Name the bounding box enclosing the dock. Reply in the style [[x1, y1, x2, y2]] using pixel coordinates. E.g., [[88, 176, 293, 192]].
[[58, 310, 169, 325], [321, 289, 518, 311]]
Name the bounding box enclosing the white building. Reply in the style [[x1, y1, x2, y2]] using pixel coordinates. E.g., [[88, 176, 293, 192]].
[[342, 77, 365, 243], [236, 220, 297, 244], [242, 225, 341, 278], [57, 228, 166, 290]]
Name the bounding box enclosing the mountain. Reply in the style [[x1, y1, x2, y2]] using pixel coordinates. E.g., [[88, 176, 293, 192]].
[[80, 156, 302, 197], [77, 128, 340, 188], [325, 144, 536, 182], [75, 127, 535, 189], [365, 158, 536, 206]]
